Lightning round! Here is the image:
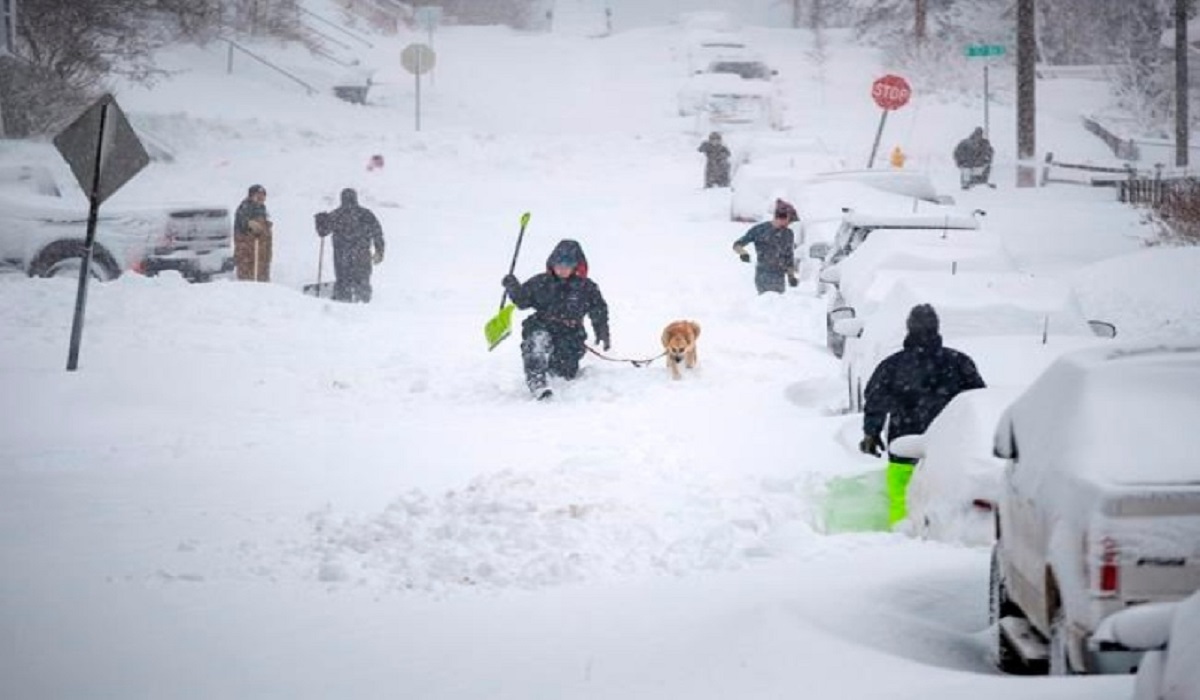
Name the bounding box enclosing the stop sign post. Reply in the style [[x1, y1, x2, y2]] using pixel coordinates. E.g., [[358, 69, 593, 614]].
[[867, 74, 912, 168]]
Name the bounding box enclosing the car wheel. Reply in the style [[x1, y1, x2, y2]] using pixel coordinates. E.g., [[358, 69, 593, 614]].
[[1048, 608, 1076, 676], [989, 548, 1032, 674], [29, 241, 119, 281]]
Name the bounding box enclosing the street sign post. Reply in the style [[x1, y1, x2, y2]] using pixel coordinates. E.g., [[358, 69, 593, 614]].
[[867, 74, 912, 168], [52, 93, 149, 370], [965, 44, 1007, 138], [401, 42, 436, 132], [414, 6, 442, 45]]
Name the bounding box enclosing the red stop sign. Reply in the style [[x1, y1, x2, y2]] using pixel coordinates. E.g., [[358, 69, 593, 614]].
[[871, 74, 912, 110]]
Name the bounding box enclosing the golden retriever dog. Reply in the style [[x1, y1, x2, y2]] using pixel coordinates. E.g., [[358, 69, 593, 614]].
[[661, 320, 701, 380]]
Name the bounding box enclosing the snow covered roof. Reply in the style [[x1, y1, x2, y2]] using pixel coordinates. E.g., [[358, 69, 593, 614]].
[[997, 341, 1200, 486]]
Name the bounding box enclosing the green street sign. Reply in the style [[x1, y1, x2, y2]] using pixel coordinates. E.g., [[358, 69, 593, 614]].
[[966, 44, 1006, 57]]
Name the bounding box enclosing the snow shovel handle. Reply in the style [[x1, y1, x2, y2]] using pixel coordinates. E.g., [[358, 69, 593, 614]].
[[499, 211, 531, 310], [315, 235, 325, 298]]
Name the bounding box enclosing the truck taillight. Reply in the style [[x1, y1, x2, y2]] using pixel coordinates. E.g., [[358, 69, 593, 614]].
[[1097, 536, 1120, 596]]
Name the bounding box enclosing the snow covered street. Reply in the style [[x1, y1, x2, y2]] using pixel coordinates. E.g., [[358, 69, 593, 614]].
[[1, 6, 1197, 698]]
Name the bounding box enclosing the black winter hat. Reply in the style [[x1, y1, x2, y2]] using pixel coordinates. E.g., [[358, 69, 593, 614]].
[[907, 304, 940, 334], [248, 184, 266, 196]]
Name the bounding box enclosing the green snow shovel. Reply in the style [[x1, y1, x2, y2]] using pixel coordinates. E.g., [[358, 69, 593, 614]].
[[484, 211, 531, 351], [818, 468, 892, 534]]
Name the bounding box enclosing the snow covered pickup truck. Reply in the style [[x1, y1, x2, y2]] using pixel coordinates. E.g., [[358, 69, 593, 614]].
[[0, 163, 233, 282], [989, 341, 1200, 676]]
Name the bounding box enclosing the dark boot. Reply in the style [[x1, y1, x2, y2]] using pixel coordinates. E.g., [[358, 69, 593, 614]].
[[522, 330, 553, 397]]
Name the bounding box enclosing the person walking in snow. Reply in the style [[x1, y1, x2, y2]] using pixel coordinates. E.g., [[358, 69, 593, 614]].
[[501, 239, 610, 400], [859, 304, 986, 527], [698, 131, 731, 188], [953, 127, 994, 189], [234, 184, 272, 282], [317, 188, 385, 303], [732, 198, 799, 294]]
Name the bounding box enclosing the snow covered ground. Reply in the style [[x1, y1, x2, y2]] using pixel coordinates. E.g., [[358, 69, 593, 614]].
[[1, 6, 1198, 699]]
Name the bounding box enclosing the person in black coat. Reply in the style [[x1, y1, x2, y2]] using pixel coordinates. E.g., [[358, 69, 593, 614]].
[[502, 239, 610, 400], [317, 188, 385, 303], [859, 304, 986, 526], [953, 127, 994, 189], [698, 131, 731, 188]]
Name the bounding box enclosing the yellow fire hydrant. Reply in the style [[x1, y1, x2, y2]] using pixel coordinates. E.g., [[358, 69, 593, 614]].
[[889, 146, 907, 169]]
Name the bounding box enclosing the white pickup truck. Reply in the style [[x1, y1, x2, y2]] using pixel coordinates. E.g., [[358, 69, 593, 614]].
[[0, 162, 233, 282], [989, 341, 1200, 675]]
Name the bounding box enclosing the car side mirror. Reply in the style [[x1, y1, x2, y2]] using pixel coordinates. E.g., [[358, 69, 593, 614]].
[[818, 264, 841, 285], [1088, 320, 1117, 339], [809, 242, 830, 260], [993, 419, 1017, 460], [831, 317, 863, 338], [888, 434, 926, 460]]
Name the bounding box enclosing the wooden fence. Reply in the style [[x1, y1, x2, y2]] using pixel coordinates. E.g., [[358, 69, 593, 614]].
[[1118, 173, 1200, 207]]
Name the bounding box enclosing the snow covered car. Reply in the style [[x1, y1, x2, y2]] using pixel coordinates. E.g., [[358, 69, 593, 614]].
[[812, 208, 986, 272], [1092, 590, 1200, 700], [805, 169, 954, 204], [889, 386, 1024, 547], [727, 142, 847, 222], [683, 31, 751, 75], [835, 271, 1116, 411], [817, 226, 1014, 357], [678, 69, 778, 118], [990, 340, 1200, 676], [0, 163, 232, 282]]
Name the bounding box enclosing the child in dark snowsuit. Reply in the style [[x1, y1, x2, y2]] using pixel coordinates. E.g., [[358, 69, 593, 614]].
[[501, 239, 610, 400]]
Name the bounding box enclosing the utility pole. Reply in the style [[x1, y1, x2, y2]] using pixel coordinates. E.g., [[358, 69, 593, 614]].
[[1176, 0, 1189, 168], [1016, 0, 1037, 187], [0, 0, 16, 138], [915, 0, 926, 46]]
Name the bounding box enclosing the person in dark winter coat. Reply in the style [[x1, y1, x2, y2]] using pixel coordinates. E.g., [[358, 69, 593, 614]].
[[698, 131, 731, 188], [953, 127, 994, 189], [317, 188, 385, 303], [233, 184, 272, 281], [502, 239, 610, 400], [732, 198, 799, 294], [859, 304, 986, 526]]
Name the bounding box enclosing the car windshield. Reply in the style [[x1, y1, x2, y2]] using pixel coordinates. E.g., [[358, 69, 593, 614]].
[[709, 61, 770, 80]]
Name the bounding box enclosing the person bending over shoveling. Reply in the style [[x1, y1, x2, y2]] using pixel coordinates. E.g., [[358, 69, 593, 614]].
[[501, 239, 610, 401]]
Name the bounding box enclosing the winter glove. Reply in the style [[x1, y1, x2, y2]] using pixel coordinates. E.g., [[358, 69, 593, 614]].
[[372, 249, 384, 266], [859, 435, 883, 457], [787, 272, 799, 287], [739, 252, 751, 263], [596, 334, 611, 352], [502, 274, 520, 292]]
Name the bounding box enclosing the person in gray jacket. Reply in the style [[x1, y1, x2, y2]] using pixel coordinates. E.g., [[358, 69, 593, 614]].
[[732, 199, 799, 294]]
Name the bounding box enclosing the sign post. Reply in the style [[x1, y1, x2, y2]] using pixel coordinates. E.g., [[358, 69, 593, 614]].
[[867, 74, 912, 168], [52, 93, 150, 371], [401, 43, 436, 132], [965, 44, 1006, 139]]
